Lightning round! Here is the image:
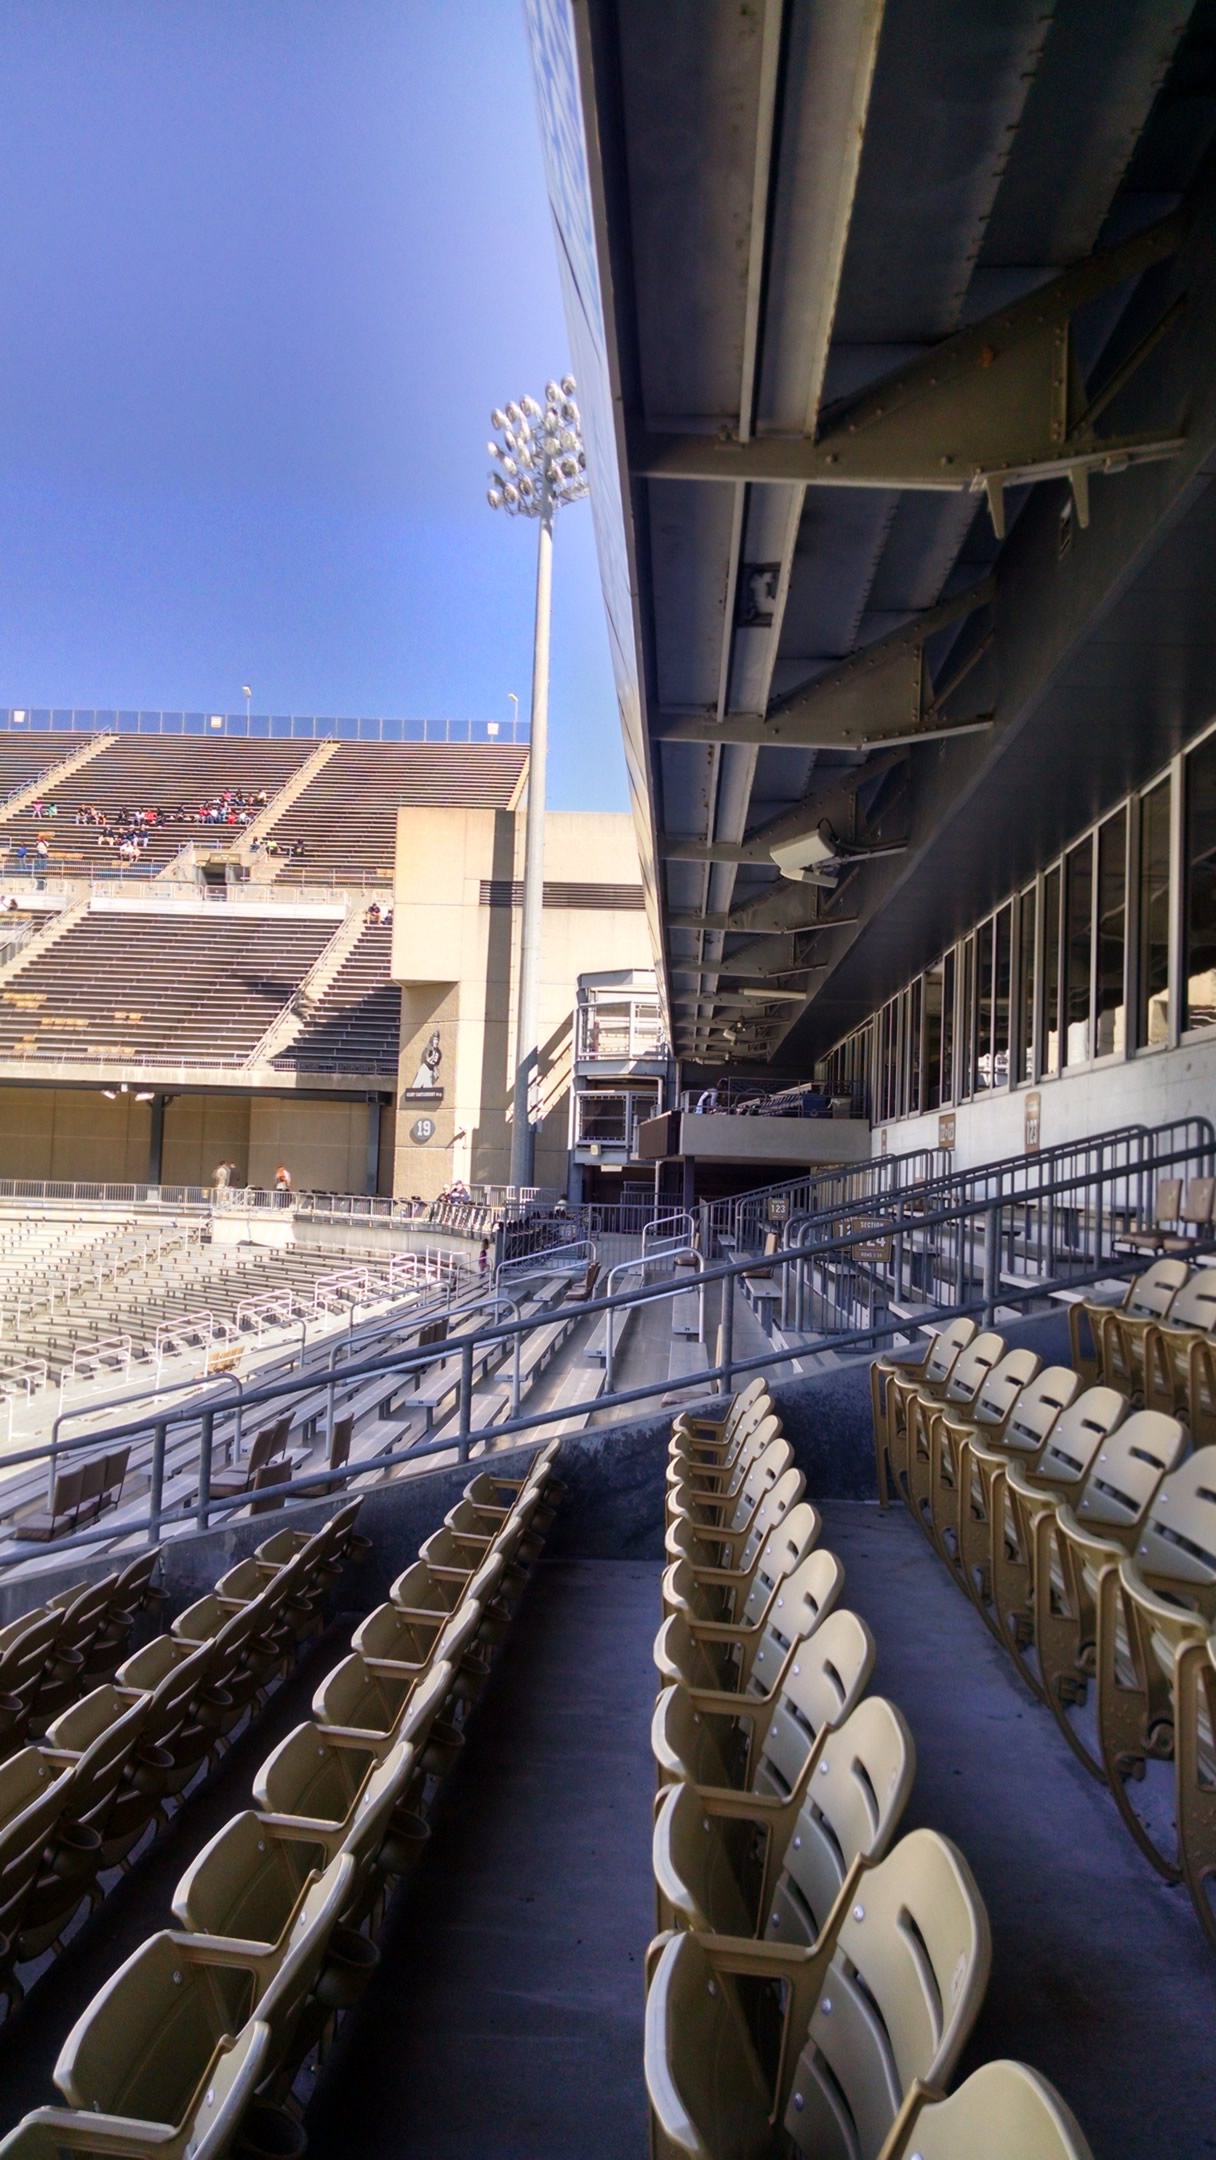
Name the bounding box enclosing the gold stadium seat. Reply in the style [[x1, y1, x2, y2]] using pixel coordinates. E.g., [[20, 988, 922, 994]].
[[652, 1694, 914, 1946], [665, 1412, 784, 1519], [951, 1367, 1080, 1627], [0, 2028, 269, 2160], [18, 1687, 151, 1961], [652, 1608, 876, 1810], [0, 1749, 74, 2014], [1096, 1446, 1216, 1877], [251, 1662, 454, 1869], [1069, 1257, 1190, 1396], [669, 1389, 775, 1476], [667, 1440, 800, 1565], [990, 1386, 1126, 1688], [878, 2060, 1095, 2160], [896, 1330, 1006, 1521], [664, 1468, 805, 1594], [1033, 1409, 1185, 1770], [670, 1375, 772, 1457], [1176, 1628, 1216, 1948], [654, 1548, 844, 1698], [0, 1612, 68, 1759], [1142, 1268, 1216, 1443], [644, 1828, 990, 2160], [311, 1594, 485, 1756], [661, 1499, 822, 1632], [870, 1316, 977, 1508], [51, 1852, 358, 2134], [924, 1344, 1041, 1567]]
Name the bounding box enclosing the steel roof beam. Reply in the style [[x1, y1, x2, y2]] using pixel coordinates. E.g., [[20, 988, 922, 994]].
[[633, 213, 1186, 537]]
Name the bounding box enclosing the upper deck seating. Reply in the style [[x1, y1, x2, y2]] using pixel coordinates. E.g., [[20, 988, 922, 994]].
[[0, 909, 333, 1064], [272, 923, 400, 1072], [0, 737, 87, 808], [0, 738, 314, 876], [259, 740, 527, 885]]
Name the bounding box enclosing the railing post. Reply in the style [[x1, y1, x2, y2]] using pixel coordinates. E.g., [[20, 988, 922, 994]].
[[983, 1202, 1000, 1329], [457, 1338, 474, 1462], [196, 1409, 214, 1532], [720, 1276, 734, 1397], [148, 1420, 167, 1546]]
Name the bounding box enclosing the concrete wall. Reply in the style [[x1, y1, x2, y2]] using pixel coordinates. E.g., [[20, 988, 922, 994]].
[[391, 806, 654, 1200], [248, 1096, 372, 1194], [876, 1029, 1216, 1170], [679, 1113, 872, 1166], [0, 1085, 154, 1180]]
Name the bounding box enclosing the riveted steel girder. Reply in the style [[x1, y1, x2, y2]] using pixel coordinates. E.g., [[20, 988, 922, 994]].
[[632, 214, 1186, 538]]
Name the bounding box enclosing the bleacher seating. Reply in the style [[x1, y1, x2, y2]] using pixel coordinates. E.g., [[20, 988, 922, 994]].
[[0, 1446, 563, 2154], [259, 740, 527, 885], [645, 1381, 1093, 2159], [272, 922, 400, 1072], [0, 738, 315, 876], [0, 909, 334, 1064], [870, 1266, 1216, 1953], [0, 736, 86, 807]]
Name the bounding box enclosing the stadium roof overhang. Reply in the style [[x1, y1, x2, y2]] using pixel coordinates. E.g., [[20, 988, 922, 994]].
[[540, 0, 1216, 1068]]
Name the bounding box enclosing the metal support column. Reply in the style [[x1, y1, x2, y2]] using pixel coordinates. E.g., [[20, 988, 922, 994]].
[[510, 495, 553, 1190]]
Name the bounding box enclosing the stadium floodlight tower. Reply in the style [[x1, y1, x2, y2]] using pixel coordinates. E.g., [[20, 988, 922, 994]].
[[486, 376, 588, 1189]]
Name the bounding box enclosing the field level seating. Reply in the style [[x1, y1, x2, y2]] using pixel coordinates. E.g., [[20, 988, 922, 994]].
[[643, 1379, 1095, 2159], [872, 1276, 1216, 1953], [0, 1444, 562, 2157]]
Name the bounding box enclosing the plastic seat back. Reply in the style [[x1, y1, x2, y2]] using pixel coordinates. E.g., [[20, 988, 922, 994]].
[[922, 1317, 978, 1388], [651, 1682, 733, 1790], [1125, 1443, 1216, 1588], [645, 1929, 772, 2160], [0, 1611, 64, 1726], [0, 1751, 72, 1948], [173, 1806, 314, 1943], [1127, 1257, 1190, 1321], [44, 1686, 151, 1831], [1071, 1409, 1185, 1537], [744, 1548, 844, 1696], [1030, 1386, 1127, 1489], [735, 1501, 822, 1628], [53, 1930, 251, 2124], [2, 2021, 270, 2160], [998, 1366, 1080, 1458], [254, 1718, 372, 1823], [966, 1346, 1042, 1430], [734, 1468, 806, 1574], [756, 1609, 877, 1798], [1163, 1270, 1216, 1336], [940, 1331, 1005, 1405], [880, 2059, 1095, 2160], [768, 1696, 916, 1945], [782, 1829, 990, 2159]]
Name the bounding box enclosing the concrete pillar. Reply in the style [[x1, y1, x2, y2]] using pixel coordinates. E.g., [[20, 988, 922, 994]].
[[148, 1094, 166, 1186], [366, 1098, 382, 1196]]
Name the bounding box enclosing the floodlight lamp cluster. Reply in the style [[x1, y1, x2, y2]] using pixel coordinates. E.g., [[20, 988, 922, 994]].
[[486, 377, 588, 515]]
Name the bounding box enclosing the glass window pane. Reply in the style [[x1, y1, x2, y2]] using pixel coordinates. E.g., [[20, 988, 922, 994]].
[[1064, 837, 1093, 1065], [1043, 866, 1062, 1074], [1139, 778, 1171, 1047], [975, 919, 994, 1090], [909, 977, 922, 1115], [1096, 808, 1127, 1056], [994, 905, 1011, 1088], [941, 950, 955, 1103], [960, 937, 975, 1099], [1185, 733, 1216, 1032], [1019, 886, 1036, 1082], [925, 962, 944, 1112]]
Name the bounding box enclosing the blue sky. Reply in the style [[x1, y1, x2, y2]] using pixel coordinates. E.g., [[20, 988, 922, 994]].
[[0, 0, 625, 810]]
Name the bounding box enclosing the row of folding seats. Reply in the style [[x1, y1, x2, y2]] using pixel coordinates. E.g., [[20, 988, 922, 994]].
[[0, 1506, 365, 2020], [0, 1552, 161, 1757], [1, 1441, 564, 2159], [1068, 1256, 1216, 1442], [646, 1377, 1094, 2160], [872, 1310, 1216, 1951]]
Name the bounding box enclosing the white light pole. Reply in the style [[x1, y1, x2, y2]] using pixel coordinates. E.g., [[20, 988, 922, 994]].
[[242, 684, 252, 725], [486, 376, 588, 1189]]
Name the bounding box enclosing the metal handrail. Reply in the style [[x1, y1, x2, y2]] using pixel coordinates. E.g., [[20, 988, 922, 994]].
[[1, 1123, 1212, 1570]]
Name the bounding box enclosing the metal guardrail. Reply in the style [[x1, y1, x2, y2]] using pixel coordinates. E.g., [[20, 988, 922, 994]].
[[0, 709, 530, 744], [4, 1125, 1213, 1571]]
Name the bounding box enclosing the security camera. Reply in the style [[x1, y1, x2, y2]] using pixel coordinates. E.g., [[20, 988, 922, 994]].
[[768, 821, 842, 886]]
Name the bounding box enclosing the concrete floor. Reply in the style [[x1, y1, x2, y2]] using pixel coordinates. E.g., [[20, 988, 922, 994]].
[[822, 1502, 1216, 2160], [304, 1557, 659, 2160]]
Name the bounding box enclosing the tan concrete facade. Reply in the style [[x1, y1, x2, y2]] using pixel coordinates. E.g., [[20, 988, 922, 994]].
[[391, 806, 653, 1199], [0, 1086, 376, 1191]]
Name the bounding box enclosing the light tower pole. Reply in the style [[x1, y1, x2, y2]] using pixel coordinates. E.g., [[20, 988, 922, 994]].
[[486, 377, 588, 1189]]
